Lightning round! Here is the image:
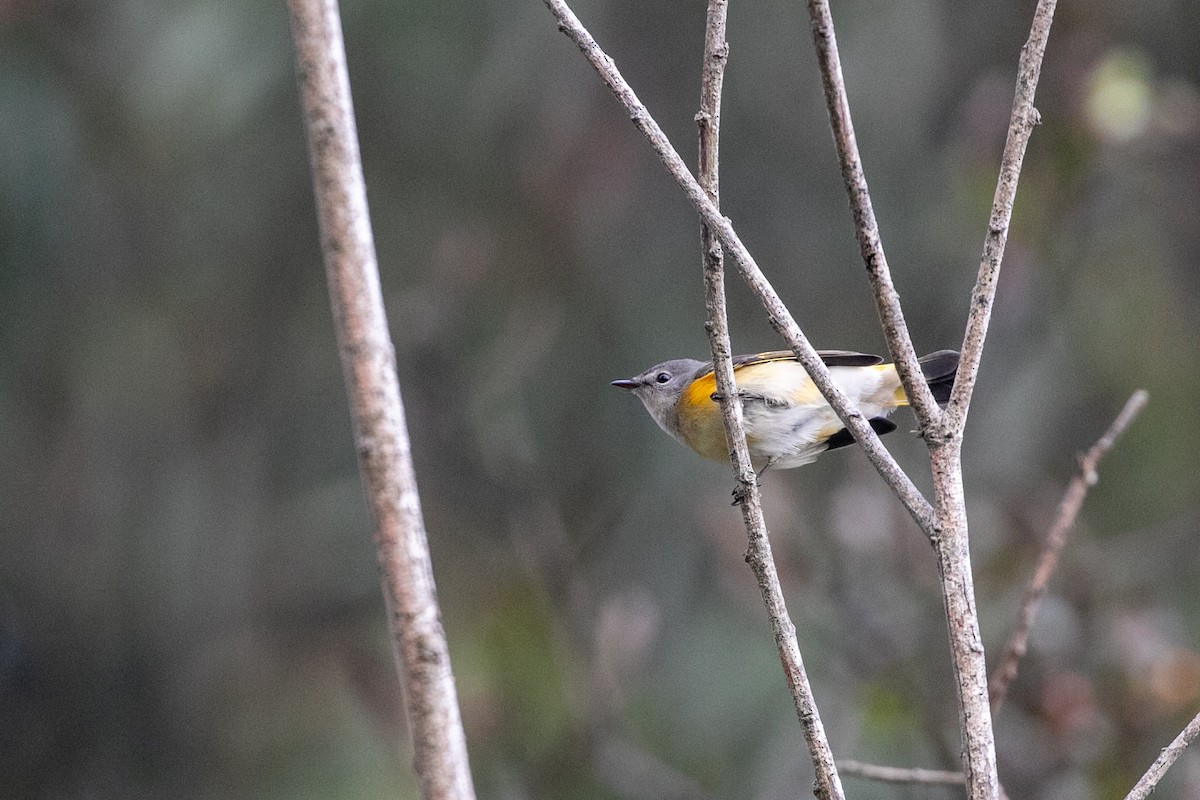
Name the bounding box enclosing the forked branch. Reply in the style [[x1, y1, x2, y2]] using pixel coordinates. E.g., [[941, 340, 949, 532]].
[[801, 0, 1055, 794]]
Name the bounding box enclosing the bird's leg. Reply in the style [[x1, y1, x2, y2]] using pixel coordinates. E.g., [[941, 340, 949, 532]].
[[710, 389, 747, 402]]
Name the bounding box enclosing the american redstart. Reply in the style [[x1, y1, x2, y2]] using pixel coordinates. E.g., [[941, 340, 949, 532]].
[[612, 349, 959, 470]]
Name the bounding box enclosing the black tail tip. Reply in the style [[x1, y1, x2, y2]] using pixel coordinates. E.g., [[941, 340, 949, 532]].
[[824, 417, 898, 451], [919, 350, 959, 404]]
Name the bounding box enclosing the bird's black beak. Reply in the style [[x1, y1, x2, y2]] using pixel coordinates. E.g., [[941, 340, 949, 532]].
[[611, 379, 639, 390]]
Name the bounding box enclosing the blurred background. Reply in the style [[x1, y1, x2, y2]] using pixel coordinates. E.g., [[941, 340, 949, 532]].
[[3, 0, 1199, 797]]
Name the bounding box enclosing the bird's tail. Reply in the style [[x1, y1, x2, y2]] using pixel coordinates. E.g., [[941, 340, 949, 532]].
[[889, 350, 960, 406]]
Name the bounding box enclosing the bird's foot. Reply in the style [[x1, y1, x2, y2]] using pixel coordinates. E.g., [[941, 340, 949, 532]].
[[730, 476, 765, 506]]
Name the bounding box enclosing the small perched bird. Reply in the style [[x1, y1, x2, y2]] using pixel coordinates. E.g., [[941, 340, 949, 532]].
[[612, 349, 959, 470]]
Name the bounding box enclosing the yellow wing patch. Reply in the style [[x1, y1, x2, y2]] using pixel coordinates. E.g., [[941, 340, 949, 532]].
[[733, 360, 823, 406]]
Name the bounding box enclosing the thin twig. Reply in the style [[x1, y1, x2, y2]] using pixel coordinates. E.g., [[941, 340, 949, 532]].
[[839, 760, 965, 786], [287, 2, 476, 798], [696, 4, 843, 797], [1125, 710, 1200, 800], [543, 0, 936, 533], [989, 390, 1149, 712], [944, 0, 1058, 435], [803, 0, 941, 432]]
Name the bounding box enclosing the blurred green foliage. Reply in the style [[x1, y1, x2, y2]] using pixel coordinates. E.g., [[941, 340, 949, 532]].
[[3, 0, 1200, 798]]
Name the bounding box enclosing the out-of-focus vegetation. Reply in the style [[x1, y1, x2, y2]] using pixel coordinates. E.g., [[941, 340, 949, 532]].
[[3, 0, 1199, 798]]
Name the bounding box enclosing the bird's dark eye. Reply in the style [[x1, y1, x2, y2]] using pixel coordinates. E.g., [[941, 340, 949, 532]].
[[655, 372, 671, 384]]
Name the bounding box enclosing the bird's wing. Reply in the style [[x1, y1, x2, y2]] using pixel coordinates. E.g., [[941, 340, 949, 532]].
[[729, 349, 883, 369], [686, 350, 884, 409]]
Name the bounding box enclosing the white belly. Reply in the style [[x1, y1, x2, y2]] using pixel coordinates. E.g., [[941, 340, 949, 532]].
[[740, 365, 897, 469]]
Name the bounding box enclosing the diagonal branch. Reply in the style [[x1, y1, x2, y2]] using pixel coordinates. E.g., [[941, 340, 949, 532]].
[[1124, 710, 1200, 800], [803, 0, 941, 431], [944, 0, 1058, 435], [287, 2, 476, 798], [543, 0, 936, 533], [696, 3, 843, 797], [989, 390, 1149, 713]]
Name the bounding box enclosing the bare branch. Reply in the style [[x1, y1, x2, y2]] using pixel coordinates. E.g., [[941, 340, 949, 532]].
[[840, 760, 965, 786], [696, 4, 843, 797], [287, 2, 475, 798], [543, 0, 936, 533], [1125, 710, 1200, 800], [927, 444, 999, 800], [803, 0, 941, 431], [698, 0, 750, 503], [989, 390, 1149, 712], [944, 0, 1058, 434]]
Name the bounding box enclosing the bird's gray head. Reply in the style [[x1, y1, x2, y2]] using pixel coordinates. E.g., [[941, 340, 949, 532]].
[[611, 358, 707, 437]]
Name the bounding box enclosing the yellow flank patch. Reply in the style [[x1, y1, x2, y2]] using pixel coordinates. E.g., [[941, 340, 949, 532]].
[[675, 372, 727, 461], [682, 370, 718, 413], [873, 363, 908, 407], [816, 421, 844, 442], [789, 375, 822, 405]]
